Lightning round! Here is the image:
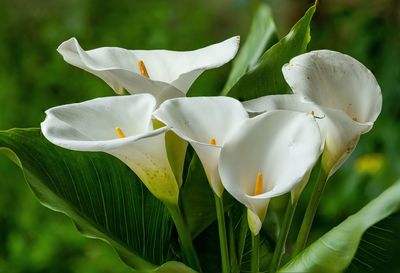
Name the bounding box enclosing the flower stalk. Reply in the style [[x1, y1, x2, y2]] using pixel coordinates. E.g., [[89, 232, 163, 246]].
[[165, 203, 202, 272], [269, 197, 298, 272], [250, 233, 260, 273], [214, 193, 230, 273], [293, 166, 329, 256]]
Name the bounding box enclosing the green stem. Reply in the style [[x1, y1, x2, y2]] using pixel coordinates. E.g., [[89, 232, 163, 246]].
[[214, 193, 230, 273], [250, 233, 260, 273], [228, 211, 239, 273], [293, 166, 329, 256], [269, 198, 298, 272], [237, 207, 248, 268], [166, 203, 202, 272]]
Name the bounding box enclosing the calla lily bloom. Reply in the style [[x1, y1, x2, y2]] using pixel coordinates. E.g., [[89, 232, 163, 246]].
[[219, 111, 321, 235], [41, 94, 180, 204], [58, 37, 240, 104], [153, 97, 249, 197], [244, 50, 382, 177]]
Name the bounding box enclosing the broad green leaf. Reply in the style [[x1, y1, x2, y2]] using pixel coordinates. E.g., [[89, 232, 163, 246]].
[[279, 181, 400, 273], [0, 129, 194, 272], [193, 222, 222, 273], [181, 155, 236, 238], [348, 213, 400, 272], [181, 155, 215, 238], [152, 261, 197, 273], [221, 3, 277, 95], [226, 1, 316, 100]]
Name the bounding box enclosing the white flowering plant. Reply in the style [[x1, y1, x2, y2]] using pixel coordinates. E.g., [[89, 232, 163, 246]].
[[1, 2, 398, 273]]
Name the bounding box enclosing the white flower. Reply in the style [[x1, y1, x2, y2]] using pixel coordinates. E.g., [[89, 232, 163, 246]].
[[153, 97, 249, 197], [219, 110, 322, 235], [41, 94, 181, 204], [57, 37, 240, 104], [244, 50, 382, 177]]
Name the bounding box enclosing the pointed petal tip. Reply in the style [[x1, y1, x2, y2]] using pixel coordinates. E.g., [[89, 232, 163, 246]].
[[57, 37, 79, 53], [233, 35, 240, 45], [215, 35, 241, 60], [231, 35, 241, 53]]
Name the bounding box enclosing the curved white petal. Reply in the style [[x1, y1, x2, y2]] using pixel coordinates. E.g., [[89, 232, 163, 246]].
[[41, 94, 179, 204], [282, 50, 382, 123], [243, 94, 324, 116], [191, 142, 223, 195], [108, 132, 179, 204], [58, 37, 240, 101], [243, 94, 373, 177], [41, 94, 156, 150], [219, 110, 321, 234], [133, 36, 240, 93], [247, 208, 266, 236], [153, 96, 249, 196], [243, 94, 326, 151], [318, 108, 371, 177]]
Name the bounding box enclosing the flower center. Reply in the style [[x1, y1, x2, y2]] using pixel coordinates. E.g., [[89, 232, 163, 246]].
[[254, 172, 263, 195], [210, 138, 217, 145], [115, 127, 126, 138], [138, 60, 150, 78]]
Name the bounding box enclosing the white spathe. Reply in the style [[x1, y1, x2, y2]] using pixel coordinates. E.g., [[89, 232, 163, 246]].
[[58, 37, 240, 104], [153, 96, 249, 197], [244, 50, 382, 177], [283, 50, 382, 124], [219, 110, 322, 235], [41, 94, 180, 204], [244, 94, 370, 176]]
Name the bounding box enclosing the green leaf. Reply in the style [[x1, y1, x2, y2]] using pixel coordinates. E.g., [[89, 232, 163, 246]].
[[181, 154, 236, 238], [221, 3, 277, 95], [181, 155, 216, 238], [226, 1, 317, 100], [0, 128, 194, 272], [279, 181, 400, 273], [151, 261, 197, 273]]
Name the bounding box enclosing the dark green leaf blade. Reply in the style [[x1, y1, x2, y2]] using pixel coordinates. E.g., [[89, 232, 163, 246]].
[[151, 261, 198, 273], [221, 3, 277, 95], [181, 155, 215, 238], [279, 181, 400, 273], [181, 155, 236, 238], [226, 1, 317, 100], [0, 128, 184, 271]]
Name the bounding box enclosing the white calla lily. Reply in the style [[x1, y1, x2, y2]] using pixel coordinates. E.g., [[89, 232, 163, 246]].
[[244, 50, 382, 177], [219, 110, 322, 235], [244, 94, 370, 176], [153, 97, 249, 197], [41, 94, 180, 204], [283, 50, 381, 175], [283, 50, 382, 124], [58, 37, 240, 104]]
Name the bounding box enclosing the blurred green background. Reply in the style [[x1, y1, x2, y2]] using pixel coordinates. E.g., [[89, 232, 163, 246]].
[[0, 0, 399, 272]]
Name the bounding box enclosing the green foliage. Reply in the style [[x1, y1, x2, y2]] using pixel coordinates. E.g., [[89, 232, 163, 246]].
[[221, 3, 277, 95], [0, 129, 193, 272], [280, 181, 400, 273], [181, 155, 215, 238], [151, 262, 197, 273], [225, 1, 316, 100], [181, 155, 235, 238]]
